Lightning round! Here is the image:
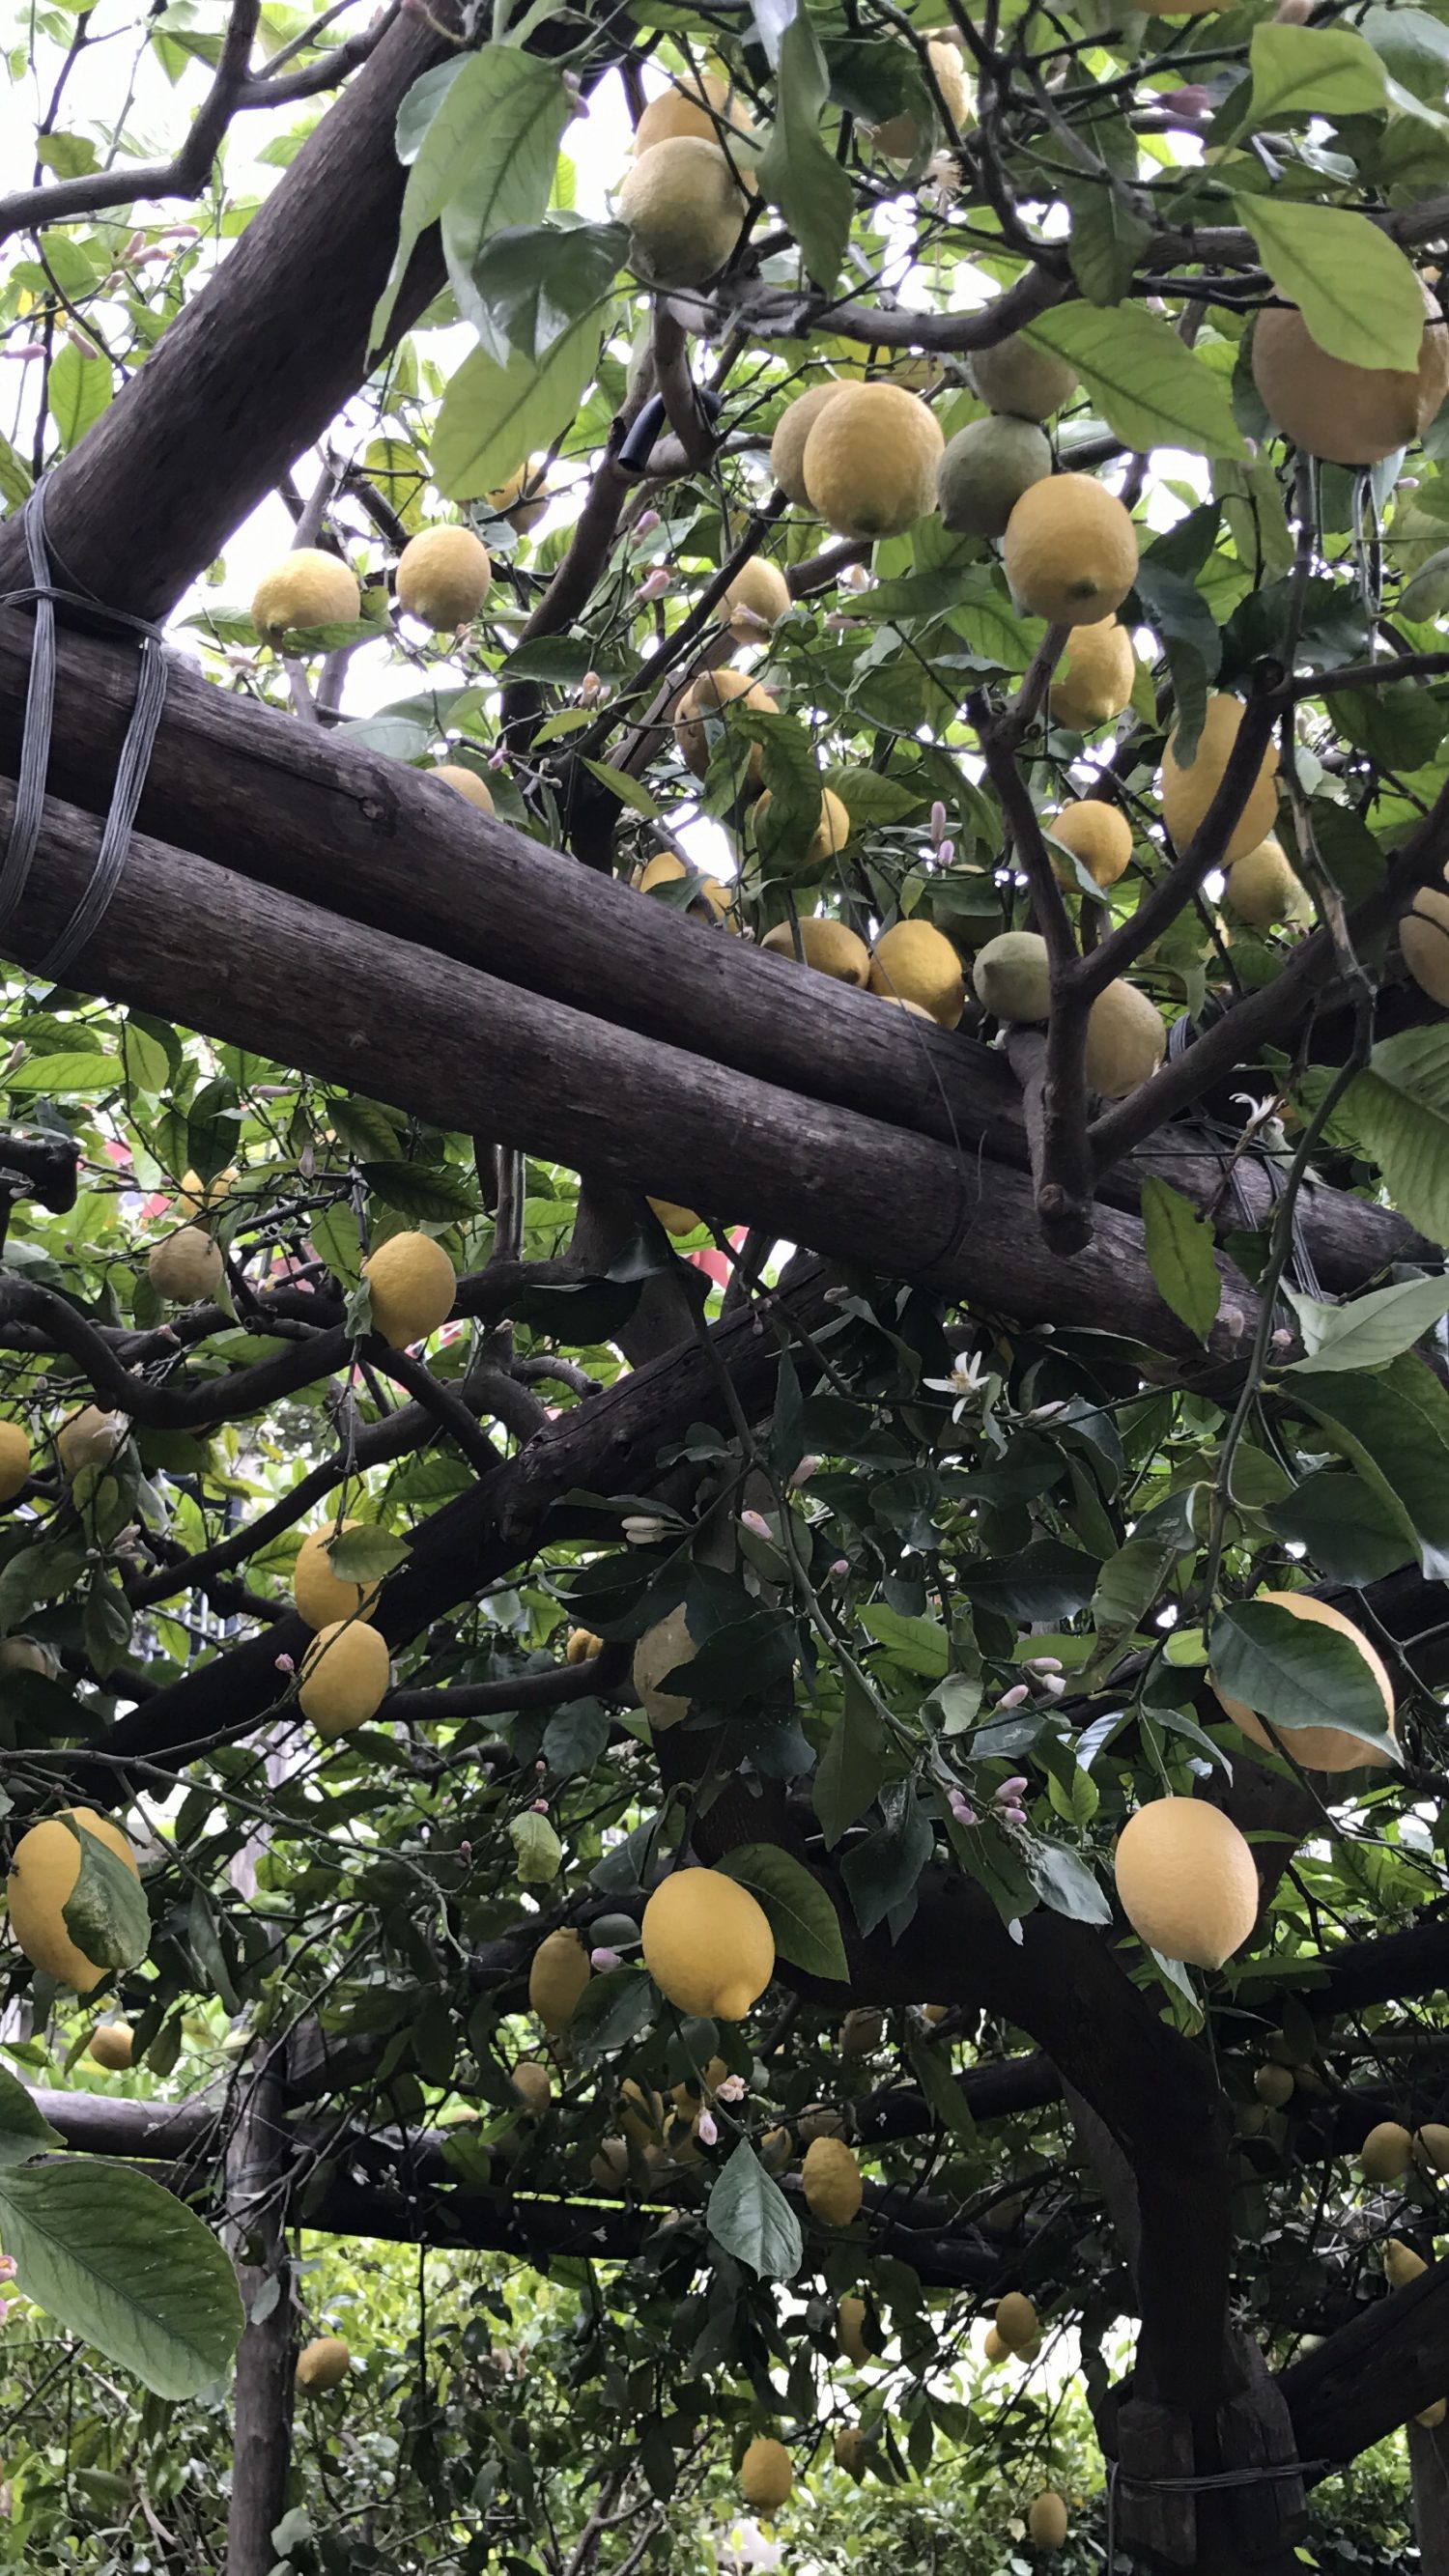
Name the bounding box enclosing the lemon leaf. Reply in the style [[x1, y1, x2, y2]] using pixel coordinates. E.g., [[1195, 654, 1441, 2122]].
[[1022, 306, 1248, 461], [1235, 198, 1426, 371]]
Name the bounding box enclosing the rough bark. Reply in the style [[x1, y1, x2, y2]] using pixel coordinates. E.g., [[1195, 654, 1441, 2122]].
[[223, 2057, 296, 2576], [0, 613, 1425, 1292], [0, 775, 1263, 1385]]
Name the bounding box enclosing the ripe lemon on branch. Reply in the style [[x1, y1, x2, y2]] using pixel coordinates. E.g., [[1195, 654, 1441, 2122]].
[[296, 2336, 350, 2393], [529, 1926, 592, 2030], [740, 2436, 793, 2512], [395, 524, 492, 630], [1210, 1592, 1395, 1773], [1113, 1797, 1258, 1969], [616, 135, 747, 288], [361, 1232, 457, 1347], [293, 1520, 381, 1632], [802, 382, 944, 540], [298, 1620, 391, 1740], [252, 548, 359, 641], [640, 1866, 775, 2018], [8, 1807, 141, 1992], [804, 2135, 863, 2225], [1004, 474, 1137, 625]]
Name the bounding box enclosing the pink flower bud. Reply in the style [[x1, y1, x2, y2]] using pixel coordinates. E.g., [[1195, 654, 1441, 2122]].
[[275, 1653, 295, 1675], [996, 1775, 1030, 1798], [930, 801, 947, 846], [489, 748, 508, 771], [1002, 1804, 1029, 1828], [1024, 1656, 1062, 1675], [948, 1791, 977, 1826], [1161, 83, 1211, 120], [591, 1946, 622, 1971], [789, 1455, 820, 1487], [741, 1509, 773, 1539], [459, 1841, 472, 1862], [696, 2109, 718, 2147], [638, 568, 670, 603], [716, 2073, 747, 2101], [1037, 1673, 1066, 1699], [829, 1557, 850, 1578], [535, 1759, 548, 1773], [0, 2255, 17, 2281], [531, 1798, 550, 1814], [995, 1685, 1030, 1713], [635, 510, 662, 535]]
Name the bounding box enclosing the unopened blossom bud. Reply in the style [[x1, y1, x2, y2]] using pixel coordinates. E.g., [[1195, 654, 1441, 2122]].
[[716, 2074, 747, 2101], [275, 1652, 296, 1675], [996, 1775, 1030, 1799], [829, 1557, 850, 1578], [948, 1791, 977, 1826], [580, 670, 602, 704], [741, 1509, 773, 1539], [1001, 1804, 1029, 1828], [1025, 1656, 1063, 1675], [936, 837, 955, 867], [995, 1686, 1030, 1713], [591, 1946, 622, 1971], [789, 1456, 820, 1486], [930, 801, 948, 846], [1037, 1673, 1066, 1699], [459, 1840, 472, 1863], [635, 509, 662, 535], [622, 1514, 668, 1544], [638, 567, 670, 603], [696, 2109, 719, 2146], [531, 1798, 550, 1814], [0, 2255, 18, 2281]]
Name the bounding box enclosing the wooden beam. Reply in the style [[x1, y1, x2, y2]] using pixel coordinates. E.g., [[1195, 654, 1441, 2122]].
[[0, 615, 1418, 1292], [0, 773, 1260, 1378]]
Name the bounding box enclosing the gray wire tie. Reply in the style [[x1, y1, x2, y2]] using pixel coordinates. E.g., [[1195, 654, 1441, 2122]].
[[0, 479, 170, 980]]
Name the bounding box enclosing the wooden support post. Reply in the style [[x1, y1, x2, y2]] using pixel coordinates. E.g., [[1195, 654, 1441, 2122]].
[[224, 2053, 296, 2576]]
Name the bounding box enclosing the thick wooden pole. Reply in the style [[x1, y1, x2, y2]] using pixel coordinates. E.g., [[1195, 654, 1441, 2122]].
[[0, 616, 1421, 1291], [0, 773, 1259, 1374], [223, 2056, 296, 2576]]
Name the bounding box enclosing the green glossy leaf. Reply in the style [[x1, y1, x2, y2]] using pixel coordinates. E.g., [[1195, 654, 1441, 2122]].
[[433, 308, 608, 501], [1209, 1599, 1397, 1757], [1247, 20, 1386, 125], [1023, 305, 1248, 461], [840, 1789, 933, 1936], [857, 1603, 950, 1680], [1264, 1470, 1415, 1584], [460, 219, 629, 366], [569, 1966, 656, 2063], [62, 1825, 148, 1976], [813, 1671, 891, 1850], [372, 46, 570, 351], [361, 1160, 483, 1221], [1344, 1027, 1449, 1246], [46, 342, 110, 453], [581, 759, 661, 819], [327, 1526, 408, 1585], [1020, 1837, 1111, 1926], [757, 14, 853, 294], [1236, 198, 1425, 371], [0, 2157, 243, 2395], [706, 2138, 802, 2281], [0, 2066, 62, 2166], [1063, 182, 1151, 308], [4, 1053, 112, 1095], [1141, 1176, 1222, 1344], [1283, 1274, 1449, 1373], [719, 1845, 849, 1982], [1292, 1356, 1449, 1579]]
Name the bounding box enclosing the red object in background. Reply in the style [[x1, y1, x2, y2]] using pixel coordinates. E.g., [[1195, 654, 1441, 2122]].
[[101, 1135, 169, 1221], [689, 1227, 748, 1288]]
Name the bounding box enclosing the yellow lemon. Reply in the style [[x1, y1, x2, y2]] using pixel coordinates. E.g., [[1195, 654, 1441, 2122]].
[[1004, 474, 1138, 625], [1225, 836, 1303, 929], [673, 668, 779, 784], [718, 557, 790, 640], [57, 1406, 128, 1478], [760, 917, 870, 984], [7, 1808, 140, 1992], [1361, 2121, 1414, 2184], [616, 136, 747, 288], [1402, 881, 1449, 1005], [753, 786, 850, 876], [1211, 1591, 1396, 1772], [633, 1605, 696, 1730], [640, 1866, 775, 2019], [252, 549, 359, 641], [970, 333, 1077, 423], [148, 1226, 223, 1304], [803, 382, 945, 540], [298, 1621, 391, 1739], [433, 762, 495, 814], [88, 2022, 134, 2071], [1253, 278, 1449, 467], [293, 1520, 381, 1633], [1113, 1797, 1259, 1969], [1049, 618, 1136, 730], [361, 1232, 457, 1346], [867, 920, 965, 1026], [1050, 800, 1132, 890], [0, 1422, 31, 1502], [1161, 694, 1280, 867], [296, 2335, 350, 2393], [740, 2437, 793, 2513], [529, 1926, 592, 2030], [803, 2135, 863, 2225], [1028, 2491, 1069, 2550], [995, 2290, 1038, 2351], [838, 2294, 872, 2364], [396, 524, 491, 629], [771, 384, 847, 506], [1085, 979, 1164, 1099]]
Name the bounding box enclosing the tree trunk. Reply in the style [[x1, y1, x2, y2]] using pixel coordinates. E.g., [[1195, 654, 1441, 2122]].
[[224, 2055, 296, 2576], [1412, 2419, 1449, 2573]]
